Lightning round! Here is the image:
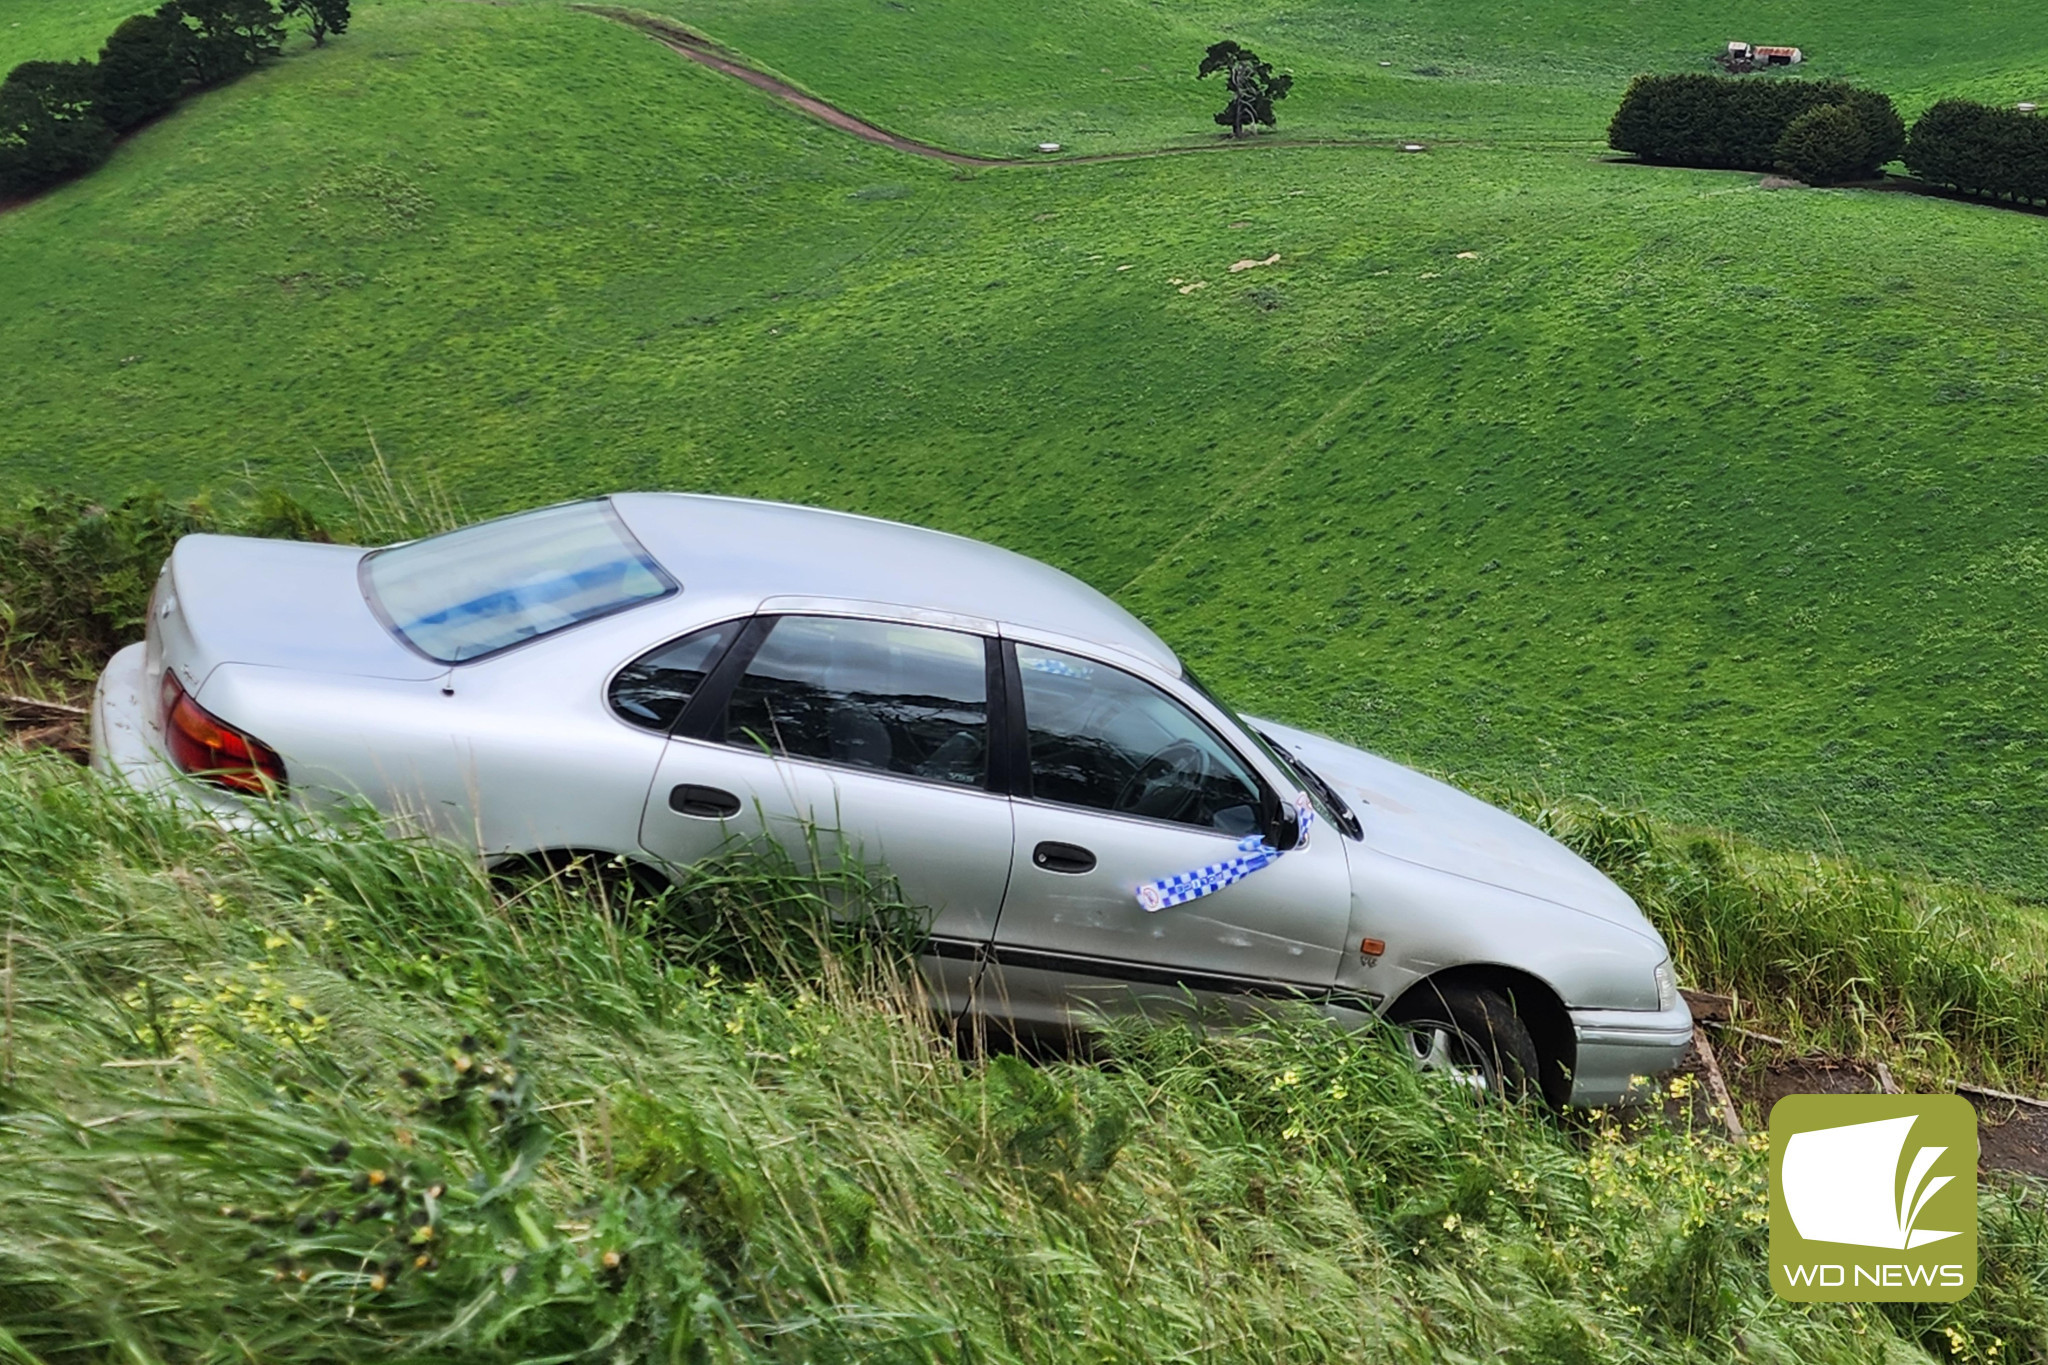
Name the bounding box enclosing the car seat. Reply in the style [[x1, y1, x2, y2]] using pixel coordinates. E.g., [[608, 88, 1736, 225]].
[[829, 701, 893, 770]]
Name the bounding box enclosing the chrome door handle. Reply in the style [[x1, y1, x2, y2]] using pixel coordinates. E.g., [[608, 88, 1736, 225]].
[[670, 784, 742, 819], [1032, 841, 1096, 874]]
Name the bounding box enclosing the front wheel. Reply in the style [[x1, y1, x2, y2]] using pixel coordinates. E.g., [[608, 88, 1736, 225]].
[[1388, 984, 1541, 1102]]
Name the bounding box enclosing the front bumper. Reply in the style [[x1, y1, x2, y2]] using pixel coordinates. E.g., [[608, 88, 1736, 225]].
[[1567, 1000, 1695, 1106]]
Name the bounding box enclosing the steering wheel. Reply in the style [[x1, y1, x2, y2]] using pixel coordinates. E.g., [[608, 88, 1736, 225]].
[[1114, 737, 1216, 823]]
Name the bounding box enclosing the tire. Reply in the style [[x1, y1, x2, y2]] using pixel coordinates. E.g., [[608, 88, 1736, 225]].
[[1388, 984, 1542, 1103], [490, 851, 668, 911]]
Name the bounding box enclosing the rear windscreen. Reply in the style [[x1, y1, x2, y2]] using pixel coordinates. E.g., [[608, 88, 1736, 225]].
[[362, 500, 676, 663]]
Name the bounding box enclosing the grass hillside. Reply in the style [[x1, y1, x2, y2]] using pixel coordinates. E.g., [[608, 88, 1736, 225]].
[[0, 0, 144, 70], [631, 0, 2048, 154], [5, 747, 2048, 1362], [4, 0, 2048, 895]]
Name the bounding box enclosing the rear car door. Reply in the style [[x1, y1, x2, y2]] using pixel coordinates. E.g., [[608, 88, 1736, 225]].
[[985, 642, 1353, 1031], [634, 613, 1014, 1011]]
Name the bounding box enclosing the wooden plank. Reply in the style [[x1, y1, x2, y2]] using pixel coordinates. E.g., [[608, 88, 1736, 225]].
[[1702, 1019, 1788, 1046], [2, 694, 87, 718], [1692, 1025, 1746, 1140], [1956, 1082, 2048, 1112]]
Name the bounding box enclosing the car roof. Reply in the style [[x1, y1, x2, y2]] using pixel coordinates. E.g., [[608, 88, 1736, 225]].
[[609, 493, 1178, 672]]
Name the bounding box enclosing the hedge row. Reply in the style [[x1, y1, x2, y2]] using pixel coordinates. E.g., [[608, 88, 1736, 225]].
[[1606, 72, 1904, 185], [1905, 99, 2048, 205], [0, 486, 332, 682], [0, 0, 347, 200]]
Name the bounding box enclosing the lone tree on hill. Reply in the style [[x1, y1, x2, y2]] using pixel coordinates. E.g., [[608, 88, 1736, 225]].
[[282, 0, 350, 47], [1199, 40, 1291, 138]]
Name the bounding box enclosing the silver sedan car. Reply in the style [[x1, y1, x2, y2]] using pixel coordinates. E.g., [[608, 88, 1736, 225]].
[[91, 494, 1691, 1104]]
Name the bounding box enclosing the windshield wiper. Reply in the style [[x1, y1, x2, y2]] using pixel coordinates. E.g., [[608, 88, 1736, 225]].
[[1255, 728, 1364, 841]]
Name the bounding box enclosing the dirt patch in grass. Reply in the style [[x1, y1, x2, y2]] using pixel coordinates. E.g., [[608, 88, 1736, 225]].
[[1674, 1031, 2048, 1179], [1744, 1054, 1895, 1104], [574, 7, 1006, 167], [1971, 1096, 2048, 1178]]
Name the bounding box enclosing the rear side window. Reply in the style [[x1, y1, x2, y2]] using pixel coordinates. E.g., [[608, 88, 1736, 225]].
[[610, 623, 733, 732], [717, 616, 990, 789], [363, 500, 676, 663]]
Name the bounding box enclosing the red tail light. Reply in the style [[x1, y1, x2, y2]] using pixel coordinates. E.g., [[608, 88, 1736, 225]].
[[159, 672, 288, 795]]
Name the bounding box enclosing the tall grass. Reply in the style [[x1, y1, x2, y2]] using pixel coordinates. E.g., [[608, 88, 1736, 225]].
[[1513, 792, 2048, 1090], [0, 448, 455, 693], [2, 748, 2046, 1362]]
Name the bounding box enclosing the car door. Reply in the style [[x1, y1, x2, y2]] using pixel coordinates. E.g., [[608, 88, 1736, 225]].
[[635, 613, 1014, 1012], [984, 641, 1354, 1032]]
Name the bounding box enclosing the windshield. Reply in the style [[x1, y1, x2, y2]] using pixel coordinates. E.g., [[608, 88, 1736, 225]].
[[1180, 669, 1363, 840], [362, 500, 676, 663]]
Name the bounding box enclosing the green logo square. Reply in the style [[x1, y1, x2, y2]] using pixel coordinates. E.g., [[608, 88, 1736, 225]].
[[1769, 1094, 1977, 1301]]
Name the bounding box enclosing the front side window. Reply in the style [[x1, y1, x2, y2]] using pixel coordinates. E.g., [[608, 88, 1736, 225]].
[[609, 623, 733, 732], [363, 500, 676, 663], [718, 616, 990, 789], [1015, 645, 1264, 834]]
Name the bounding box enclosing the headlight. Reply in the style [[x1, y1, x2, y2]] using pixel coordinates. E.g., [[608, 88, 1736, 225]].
[[1653, 959, 1678, 1013]]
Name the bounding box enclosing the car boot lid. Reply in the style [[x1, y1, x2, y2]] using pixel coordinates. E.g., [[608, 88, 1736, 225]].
[[162, 535, 444, 691]]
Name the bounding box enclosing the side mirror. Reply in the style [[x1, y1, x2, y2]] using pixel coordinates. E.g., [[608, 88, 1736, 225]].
[[1266, 794, 1303, 851]]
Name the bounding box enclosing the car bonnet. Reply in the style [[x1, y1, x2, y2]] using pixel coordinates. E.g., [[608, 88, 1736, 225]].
[[1251, 717, 1661, 941]]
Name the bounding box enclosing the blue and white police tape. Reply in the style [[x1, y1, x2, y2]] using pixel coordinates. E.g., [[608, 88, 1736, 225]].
[[1135, 795, 1313, 912], [1022, 654, 1093, 679]]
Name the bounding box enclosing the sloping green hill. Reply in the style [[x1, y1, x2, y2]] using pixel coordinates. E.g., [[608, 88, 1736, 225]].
[[628, 0, 2048, 154], [0, 0, 143, 69], [4, 0, 2048, 888]]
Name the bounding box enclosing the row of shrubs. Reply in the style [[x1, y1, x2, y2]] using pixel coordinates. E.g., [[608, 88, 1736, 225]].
[[1607, 73, 1905, 185], [1905, 97, 2048, 204], [0, 488, 319, 683], [1611, 74, 2048, 203], [0, 466, 445, 696], [0, 0, 348, 199]]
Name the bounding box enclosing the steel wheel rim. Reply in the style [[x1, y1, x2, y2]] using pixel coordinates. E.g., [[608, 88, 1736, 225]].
[[1403, 1022, 1496, 1096]]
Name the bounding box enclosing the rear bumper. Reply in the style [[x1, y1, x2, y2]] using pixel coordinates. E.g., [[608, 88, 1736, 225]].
[[1567, 1001, 1694, 1106], [91, 642, 250, 822], [91, 642, 164, 785]]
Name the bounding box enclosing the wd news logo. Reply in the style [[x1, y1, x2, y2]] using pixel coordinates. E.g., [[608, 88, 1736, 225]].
[[1769, 1095, 1977, 1301]]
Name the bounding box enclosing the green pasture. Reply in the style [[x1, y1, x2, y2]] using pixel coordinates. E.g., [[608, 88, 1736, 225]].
[[4, 0, 2048, 890], [0, 0, 143, 70], [636, 0, 2048, 155]]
